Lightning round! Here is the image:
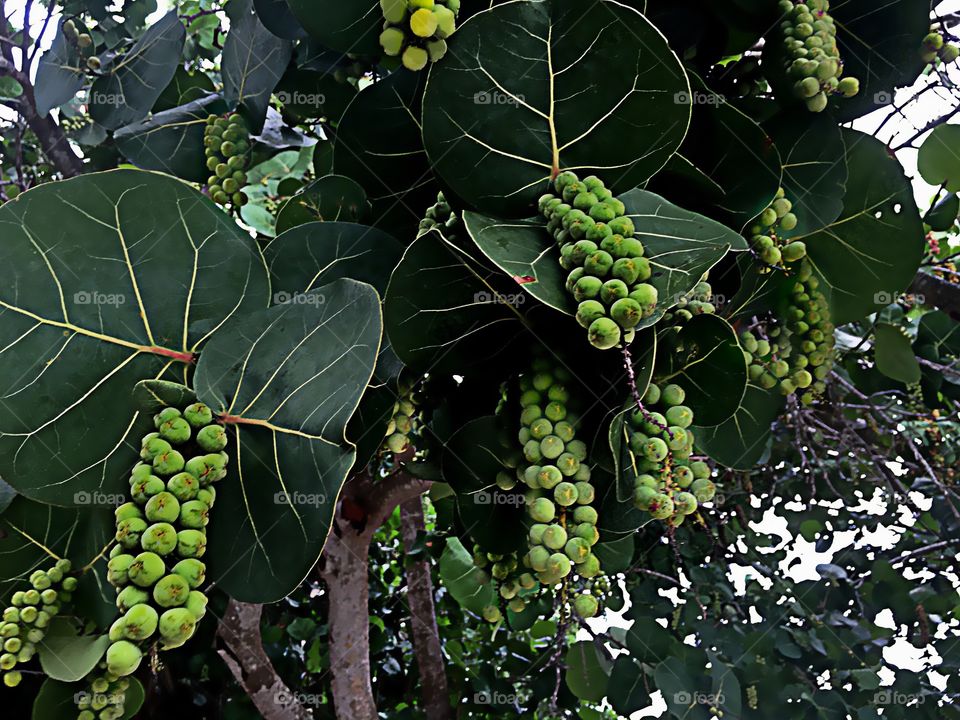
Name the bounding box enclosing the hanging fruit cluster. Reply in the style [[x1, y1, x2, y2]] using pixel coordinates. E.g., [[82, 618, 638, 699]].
[[378, 0, 460, 71], [473, 546, 538, 620], [628, 383, 715, 526], [748, 188, 806, 271], [203, 114, 249, 210], [539, 171, 657, 350], [72, 664, 132, 720], [1, 559, 75, 687], [740, 260, 835, 404], [660, 279, 717, 328], [516, 357, 603, 618], [383, 379, 421, 454], [778, 0, 859, 111], [105, 401, 226, 677], [921, 28, 960, 65]]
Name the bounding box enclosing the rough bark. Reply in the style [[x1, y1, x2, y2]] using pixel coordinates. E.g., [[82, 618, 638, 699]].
[[400, 496, 453, 720], [217, 599, 313, 720], [320, 470, 432, 720]]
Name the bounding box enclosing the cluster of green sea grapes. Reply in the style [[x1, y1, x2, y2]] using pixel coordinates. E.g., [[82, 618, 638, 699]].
[[418, 191, 459, 239], [203, 114, 249, 210], [628, 383, 715, 526], [61, 18, 99, 70], [740, 260, 835, 404], [748, 189, 807, 271], [104, 402, 227, 677], [1, 559, 76, 687], [378, 0, 459, 71], [921, 29, 960, 64], [538, 171, 657, 350], [660, 279, 716, 327], [60, 114, 93, 133], [778, 0, 859, 112], [516, 359, 602, 618], [746, 685, 759, 710], [383, 380, 421, 454], [72, 664, 132, 720], [473, 547, 540, 621]]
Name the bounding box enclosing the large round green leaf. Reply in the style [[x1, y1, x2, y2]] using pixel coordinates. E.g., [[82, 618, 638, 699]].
[[193, 279, 382, 602], [222, 0, 294, 129], [114, 94, 228, 182], [383, 229, 526, 374], [463, 190, 741, 320], [34, 21, 86, 117], [678, 75, 781, 232], [38, 619, 110, 682], [89, 12, 186, 131], [422, 0, 690, 217], [264, 221, 403, 297], [438, 537, 496, 614], [0, 496, 113, 606], [285, 0, 380, 56], [830, 0, 929, 121], [655, 314, 746, 426], [765, 111, 848, 239], [694, 384, 785, 469], [334, 69, 434, 240], [565, 640, 610, 703], [274, 175, 370, 234], [0, 169, 269, 504], [797, 129, 924, 324], [620, 189, 741, 327]]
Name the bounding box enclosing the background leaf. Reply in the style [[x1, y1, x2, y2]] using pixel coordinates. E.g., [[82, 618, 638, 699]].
[[438, 537, 496, 614], [34, 21, 86, 117], [89, 12, 186, 130], [694, 384, 786, 469], [274, 175, 370, 234], [222, 0, 293, 130], [38, 620, 110, 682], [874, 322, 921, 385]]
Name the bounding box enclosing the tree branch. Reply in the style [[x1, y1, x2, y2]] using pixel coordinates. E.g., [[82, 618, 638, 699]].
[[217, 599, 313, 720], [400, 496, 453, 720], [0, 53, 83, 177], [910, 271, 960, 321]]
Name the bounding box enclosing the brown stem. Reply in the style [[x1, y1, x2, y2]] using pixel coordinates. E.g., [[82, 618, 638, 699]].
[[910, 271, 960, 321], [217, 599, 313, 720], [319, 469, 432, 720], [400, 496, 453, 720], [0, 57, 83, 177]]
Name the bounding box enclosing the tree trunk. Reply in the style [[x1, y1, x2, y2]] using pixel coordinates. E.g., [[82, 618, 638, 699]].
[[320, 469, 433, 720], [320, 524, 378, 720], [400, 497, 453, 720], [217, 599, 313, 720]]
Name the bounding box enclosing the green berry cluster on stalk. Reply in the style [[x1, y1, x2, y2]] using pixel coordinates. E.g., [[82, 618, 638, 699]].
[[72, 664, 132, 720], [778, 0, 859, 112], [628, 382, 715, 526], [539, 171, 658, 351], [660, 279, 717, 328], [740, 259, 835, 404], [378, 0, 459, 71], [473, 547, 538, 621], [516, 357, 603, 619], [104, 401, 226, 678], [748, 188, 807, 270], [921, 28, 959, 64], [1, 559, 76, 688], [203, 113, 250, 210], [383, 380, 421, 454]]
